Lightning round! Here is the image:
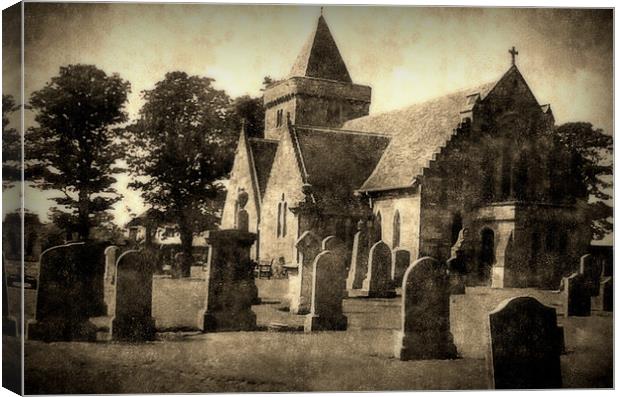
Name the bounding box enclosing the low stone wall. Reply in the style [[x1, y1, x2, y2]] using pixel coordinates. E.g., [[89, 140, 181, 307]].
[[152, 275, 207, 331], [450, 287, 563, 359]]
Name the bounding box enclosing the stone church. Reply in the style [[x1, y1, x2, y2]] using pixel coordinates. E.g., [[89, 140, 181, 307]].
[[222, 14, 590, 289]]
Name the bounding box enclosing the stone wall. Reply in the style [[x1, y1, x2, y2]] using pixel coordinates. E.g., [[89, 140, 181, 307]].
[[450, 286, 563, 359], [258, 128, 305, 265], [372, 193, 421, 257], [151, 275, 207, 331]]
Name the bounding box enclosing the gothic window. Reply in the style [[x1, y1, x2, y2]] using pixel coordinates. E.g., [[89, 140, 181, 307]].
[[276, 109, 284, 127], [451, 213, 463, 246], [283, 202, 288, 237], [373, 211, 383, 243], [392, 210, 401, 248], [277, 202, 282, 237], [481, 154, 495, 202], [500, 147, 512, 200], [514, 152, 528, 200]]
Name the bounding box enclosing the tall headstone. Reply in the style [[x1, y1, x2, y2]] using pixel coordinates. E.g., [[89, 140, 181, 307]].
[[322, 235, 347, 266], [391, 248, 410, 286], [288, 231, 322, 314], [346, 221, 369, 291], [394, 257, 456, 360], [362, 241, 396, 298], [487, 296, 562, 389], [563, 272, 591, 317], [2, 257, 17, 336], [579, 254, 602, 296], [447, 257, 466, 295], [28, 242, 107, 341], [111, 250, 156, 341], [600, 276, 613, 312], [304, 250, 348, 332], [200, 230, 257, 332], [103, 245, 120, 317]]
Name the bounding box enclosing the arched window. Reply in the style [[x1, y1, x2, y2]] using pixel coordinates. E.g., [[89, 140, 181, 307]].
[[451, 213, 463, 246], [277, 202, 282, 237], [481, 153, 495, 202], [392, 210, 401, 248], [514, 152, 528, 200], [282, 202, 287, 237], [373, 211, 383, 243], [500, 147, 512, 199]]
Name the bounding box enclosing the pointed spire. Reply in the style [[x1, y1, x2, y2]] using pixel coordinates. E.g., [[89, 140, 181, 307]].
[[288, 12, 352, 83]]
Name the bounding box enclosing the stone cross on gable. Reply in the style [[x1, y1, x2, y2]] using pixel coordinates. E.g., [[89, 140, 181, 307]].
[[509, 46, 519, 66]]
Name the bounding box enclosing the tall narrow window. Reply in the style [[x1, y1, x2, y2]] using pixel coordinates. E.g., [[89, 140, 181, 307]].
[[373, 211, 383, 243], [277, 202, 282, 237], [481, 153, 495, 202], [282, 202, 287, 237], [392, 210, 401, 248], [514, 153, 528, 200], [500, 147, 512, 199]]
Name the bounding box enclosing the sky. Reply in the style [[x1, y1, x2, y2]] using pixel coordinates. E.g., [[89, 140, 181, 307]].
[[1, 3, 613, 229]]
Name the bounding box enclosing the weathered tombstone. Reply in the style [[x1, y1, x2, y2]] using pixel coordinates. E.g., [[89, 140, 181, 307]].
[[103, 245, 120, 317], [579, 254, 602, 296], [346, 221, 369, 291], [2, 257, 17, 336], [305, 251, 348, 332], [28, 242, 107, 341], [563, 272, 591, 317], [394, 257, 456, 360], [600, 277, 613, 312], [288, 231, 322, 314], [200, 230, 257, 331], [111, 250, 156, 341], [487, 296, 562, 389], [362, 241, 396, 298], [391, 248, 410, 286], [322, 235, 347, 266]]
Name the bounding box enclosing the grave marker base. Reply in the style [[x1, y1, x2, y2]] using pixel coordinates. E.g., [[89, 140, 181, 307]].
[[394, 331, 457, 361], [304, 314, 348, 332], [202, 311, 257, 332], [112, 316, 156, 341], [28, 318, 98, 342]]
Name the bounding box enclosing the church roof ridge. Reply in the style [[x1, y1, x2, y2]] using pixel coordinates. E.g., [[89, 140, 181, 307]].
[[288, 14, 353, 83], [293, 124, 392, 138]]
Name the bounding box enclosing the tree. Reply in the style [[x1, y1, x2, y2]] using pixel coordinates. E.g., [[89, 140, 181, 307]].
[[2, 94, 21, 188], [125, 71, 236, 277], [554, 122, 613, 240], [231, 95, 264, 138], [26, 64, 130, 240]]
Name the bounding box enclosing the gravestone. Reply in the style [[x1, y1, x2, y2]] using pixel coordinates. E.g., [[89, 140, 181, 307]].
[[103, 245, 120, 317], [579, 254, 602, 296], [391, 248, 410, 286], [2, 257, 17, 336], [305, 250, 348, 332], [200, 230, 257, 332], [394, 257, 456, 360], [346, 221, 369, 291], [288, 231, 322, 314], [28, 242, 107, 341], [111, 250, 156, 341], [600, 277, 613, 312], [563, 272, 591, 317], [362, 241, 396, 298], [487, 296, 562, 389], [322, 235, 347, 268]]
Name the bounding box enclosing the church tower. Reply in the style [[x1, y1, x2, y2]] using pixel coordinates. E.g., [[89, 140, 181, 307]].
[[263, 13, 372, 140]]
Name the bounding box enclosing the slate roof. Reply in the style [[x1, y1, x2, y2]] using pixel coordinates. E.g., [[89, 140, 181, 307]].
[[290, 126, 390, 211], [342, 82, 497, 192], [288, 15, 352, 83], [248, 137, 278, 199]]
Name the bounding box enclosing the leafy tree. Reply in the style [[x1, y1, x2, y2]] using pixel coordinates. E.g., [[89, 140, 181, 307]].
[[2, 94, 21, 188], [125, 71, 235, 276], [554, 122, 613, 240], [231, 95, 264, 138], [26, 64, 130, 240]]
